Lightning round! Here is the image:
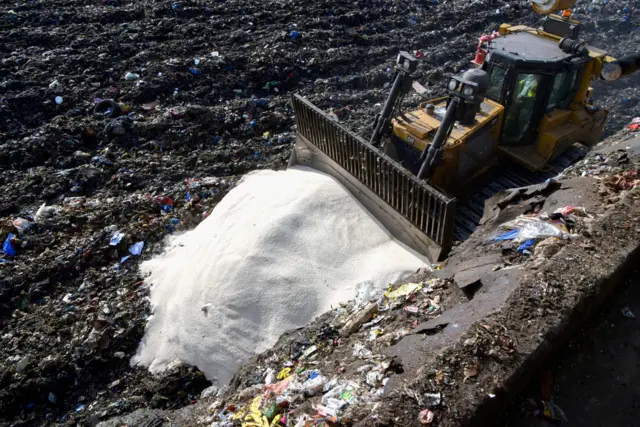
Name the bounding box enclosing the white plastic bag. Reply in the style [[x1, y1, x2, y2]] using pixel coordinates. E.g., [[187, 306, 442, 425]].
[[516, 220, 564, 242]]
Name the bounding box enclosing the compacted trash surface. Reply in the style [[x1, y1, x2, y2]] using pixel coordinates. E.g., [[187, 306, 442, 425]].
[[1, 0, 640, 425]]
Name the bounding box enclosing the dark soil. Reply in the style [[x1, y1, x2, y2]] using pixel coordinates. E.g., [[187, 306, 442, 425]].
[[1, 0, 640, 425]]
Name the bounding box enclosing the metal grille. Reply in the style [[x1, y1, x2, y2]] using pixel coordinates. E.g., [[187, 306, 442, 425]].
[[292, 94, 457, 250]]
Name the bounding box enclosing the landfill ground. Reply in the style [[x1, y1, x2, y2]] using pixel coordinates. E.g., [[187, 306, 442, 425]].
[[96, 133, 640, 427], [1, 0, 640, 426], [103, 134, 640, 427]]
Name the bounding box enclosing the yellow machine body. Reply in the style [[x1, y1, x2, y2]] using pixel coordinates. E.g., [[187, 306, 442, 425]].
[[391, 21, 612, 195], [289, 2, 636, 260]]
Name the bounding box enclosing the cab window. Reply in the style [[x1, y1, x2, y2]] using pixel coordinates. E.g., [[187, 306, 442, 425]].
[[486, 65, 507, 101], [503, 73, 543, 144], [546, 69, 578, 110]]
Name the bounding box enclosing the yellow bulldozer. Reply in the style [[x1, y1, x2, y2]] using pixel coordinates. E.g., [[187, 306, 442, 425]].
[[290, 0, 640, 261]]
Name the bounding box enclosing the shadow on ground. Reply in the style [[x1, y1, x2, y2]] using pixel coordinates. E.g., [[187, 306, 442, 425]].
[[504, 268, 640, 427]]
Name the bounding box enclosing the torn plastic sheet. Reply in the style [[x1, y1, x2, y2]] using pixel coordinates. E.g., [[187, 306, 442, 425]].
[[110, 232, 124, 246]]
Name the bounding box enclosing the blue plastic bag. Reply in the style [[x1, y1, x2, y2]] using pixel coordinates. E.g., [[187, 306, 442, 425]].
[[517, 239, 536, 254], [120, 241, 144, 264], [493, 229, 520, 242], [3, 234, 16, 257], [129, 241, 144, 256]]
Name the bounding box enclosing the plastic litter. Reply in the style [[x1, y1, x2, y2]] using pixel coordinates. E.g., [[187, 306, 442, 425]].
[[34, 203, 57, 223], [366, 370, 383, 386], [54, 96, 63, 104], [264, 367, 276, 385], [384, 282, 422, 300], [361, 315, 385, 329], [124, 72, 139, 80], [419, 408, 435, 424], [302, 374, 327, 395], [538, 400, 568, 422], [12, 218, 31, 234], [517, 239, 536, 254], [368, 327, 384, 340], [3, 234, 16, 257], [621, 306, 635, 319], [153, 195, 173, 206], [120, 241, 144, 263], [109, 232, 124, 246], [352, 342, 373, 359], [276, 367, 291, 380], [493, 228, 520, 241], [517, 220, 565, 242], [129, 241, 144, 255], [93, 99, 122, 118], [423, 392, 442, 407], [301, 345, 317, 359], [92, 156, 113, 166]]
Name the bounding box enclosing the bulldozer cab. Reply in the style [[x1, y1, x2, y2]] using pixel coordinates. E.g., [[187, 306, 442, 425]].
[[482, 31, 588, 154]]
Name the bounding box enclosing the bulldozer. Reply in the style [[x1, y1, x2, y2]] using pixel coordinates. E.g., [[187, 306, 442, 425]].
[[289, 0, 640, 261]]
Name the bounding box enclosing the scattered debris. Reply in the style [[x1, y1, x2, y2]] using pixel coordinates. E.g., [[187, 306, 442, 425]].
[[538, 400, 568, 423], [621, 306, 635, 319], [419, 408, 435, 424]]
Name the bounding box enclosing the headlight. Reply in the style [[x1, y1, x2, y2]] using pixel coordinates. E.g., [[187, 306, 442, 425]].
[[447, 78, 458, 91], [462, 85, 475, 96]]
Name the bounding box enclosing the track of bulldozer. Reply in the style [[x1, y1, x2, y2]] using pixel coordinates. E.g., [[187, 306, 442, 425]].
[[452, 145, 587, 242]]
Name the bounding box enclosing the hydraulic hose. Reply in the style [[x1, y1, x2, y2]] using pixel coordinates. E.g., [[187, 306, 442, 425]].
[[417, 97, 459, 180]]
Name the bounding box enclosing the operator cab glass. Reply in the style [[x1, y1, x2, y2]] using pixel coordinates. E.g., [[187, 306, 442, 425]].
[[502, 73, 545, 145], [487, 32, 585, 146], [485, 65, 507, 101], [546, 69, 580, 110]]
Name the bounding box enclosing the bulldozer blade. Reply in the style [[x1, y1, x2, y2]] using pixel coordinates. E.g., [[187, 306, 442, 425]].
[[290, 94, 457, 262]]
